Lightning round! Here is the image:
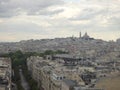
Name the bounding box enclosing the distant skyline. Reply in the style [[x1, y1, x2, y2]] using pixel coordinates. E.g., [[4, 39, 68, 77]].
[[0, 0, 120, 42]]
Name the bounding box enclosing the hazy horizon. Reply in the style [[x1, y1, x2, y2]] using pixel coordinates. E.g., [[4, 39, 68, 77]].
[[0, 0, 120, 42]]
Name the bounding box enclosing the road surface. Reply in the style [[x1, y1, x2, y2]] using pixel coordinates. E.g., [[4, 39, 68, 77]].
[[19, 69, 30, 90]]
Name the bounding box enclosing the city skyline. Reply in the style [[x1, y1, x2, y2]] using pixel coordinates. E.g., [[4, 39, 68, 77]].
[[0, 0, 120, 42]]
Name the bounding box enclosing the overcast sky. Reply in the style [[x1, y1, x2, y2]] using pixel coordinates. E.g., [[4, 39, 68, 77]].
[[0, 0, 120, 42]]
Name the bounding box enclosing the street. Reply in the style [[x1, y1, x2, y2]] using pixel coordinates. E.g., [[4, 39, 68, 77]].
[[19, 69, 30, 90]]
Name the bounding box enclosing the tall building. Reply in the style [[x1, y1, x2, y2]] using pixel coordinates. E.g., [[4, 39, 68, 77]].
[[79, 32, 81, 38]]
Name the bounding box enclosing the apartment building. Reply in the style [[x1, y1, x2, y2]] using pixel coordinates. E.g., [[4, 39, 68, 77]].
[[27, 56, 103, 90], [0, 57, 11, 90]]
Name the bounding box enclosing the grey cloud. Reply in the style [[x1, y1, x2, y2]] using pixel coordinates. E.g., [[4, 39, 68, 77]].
[[0, 0, 9, 3], [0, 22, 46, 34], [71, 0, 120, 21], [106, 17, 120, 30], [70, 0, 120, 21], [70, 9, 95, 20], [48, 9, 64, 15], [27, 9, 64, 16], [70, 8, 109, 21], [0, 0, 64, 17]]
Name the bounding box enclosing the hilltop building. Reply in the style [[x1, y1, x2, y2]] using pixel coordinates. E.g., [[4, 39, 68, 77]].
[[79, 32, 94, 40]]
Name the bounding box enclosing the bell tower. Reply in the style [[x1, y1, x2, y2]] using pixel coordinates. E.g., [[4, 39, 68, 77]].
[[79, 32, 81, 38]]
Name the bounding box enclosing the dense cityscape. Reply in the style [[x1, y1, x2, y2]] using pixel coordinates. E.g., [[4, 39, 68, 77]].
[[0, 32, 120, 90], [0, 0, 120, 90]]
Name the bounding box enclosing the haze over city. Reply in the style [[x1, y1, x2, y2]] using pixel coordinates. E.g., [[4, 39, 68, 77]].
[[0, 0, 120, 42]]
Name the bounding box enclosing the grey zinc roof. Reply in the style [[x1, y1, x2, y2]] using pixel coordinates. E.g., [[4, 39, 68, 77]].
[[63, 79, 77, 87]]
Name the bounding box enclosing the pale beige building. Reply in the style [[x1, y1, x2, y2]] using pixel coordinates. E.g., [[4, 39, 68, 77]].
[[27, 56, 86, 90], [0, 57, 11, 90]]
